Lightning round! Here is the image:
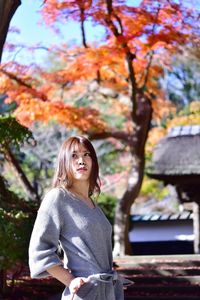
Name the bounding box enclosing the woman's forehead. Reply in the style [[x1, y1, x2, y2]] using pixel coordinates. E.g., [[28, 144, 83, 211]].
[[70, 142, 89, 152]]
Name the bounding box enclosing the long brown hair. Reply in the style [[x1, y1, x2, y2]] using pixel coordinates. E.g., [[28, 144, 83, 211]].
[[52, 136, 101, 197]]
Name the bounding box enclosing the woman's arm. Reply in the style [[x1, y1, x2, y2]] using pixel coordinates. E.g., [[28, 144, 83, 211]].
[[47, 265, 74, 286], [47, 265, 88, 294]]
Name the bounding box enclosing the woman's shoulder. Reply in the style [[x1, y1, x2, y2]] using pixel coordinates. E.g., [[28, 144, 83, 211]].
[[43, 186, 65, 201], [39, 187, 70, 212]]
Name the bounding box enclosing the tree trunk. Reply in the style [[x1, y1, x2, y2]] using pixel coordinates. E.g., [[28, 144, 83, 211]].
[[0, 0, 21, 62], [113, 157, 144, 256], [113, 94, 152, 256], [0, 269, 7, 294], [5, 147, 40, 202]]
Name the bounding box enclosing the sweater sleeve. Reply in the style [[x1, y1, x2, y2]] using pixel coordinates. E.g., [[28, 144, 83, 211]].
[[28, 189, 63, 278]]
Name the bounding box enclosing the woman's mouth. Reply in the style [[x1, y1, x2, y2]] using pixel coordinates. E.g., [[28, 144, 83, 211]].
[[77, 167, 87, 172]]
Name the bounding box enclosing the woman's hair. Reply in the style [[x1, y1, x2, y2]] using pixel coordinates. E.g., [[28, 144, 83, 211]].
[[52, 136, 101, 197]]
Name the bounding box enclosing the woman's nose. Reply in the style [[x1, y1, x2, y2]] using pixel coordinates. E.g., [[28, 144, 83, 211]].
[[78, 157, 85, 165]]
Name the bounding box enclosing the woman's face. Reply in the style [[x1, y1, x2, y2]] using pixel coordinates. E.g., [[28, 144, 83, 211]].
[[70, 144, 92, 183]]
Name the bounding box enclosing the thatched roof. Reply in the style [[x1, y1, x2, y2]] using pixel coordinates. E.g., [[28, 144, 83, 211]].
[[147, 125, 200, 181]]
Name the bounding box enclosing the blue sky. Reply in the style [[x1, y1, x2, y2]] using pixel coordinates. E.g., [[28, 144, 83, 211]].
[[3, 0, 84, 63], [3, 0, 109, 64], [3, 0, 197, 64], [3, 0, 142, 64], [8, 0, 96, 46], [8, 0, 141, 44]]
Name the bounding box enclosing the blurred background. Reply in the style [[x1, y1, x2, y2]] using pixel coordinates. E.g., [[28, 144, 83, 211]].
[[0, 0, 200, 299]]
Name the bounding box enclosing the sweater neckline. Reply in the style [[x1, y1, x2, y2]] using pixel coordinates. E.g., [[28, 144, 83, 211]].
[[61, 187, 97, 210]]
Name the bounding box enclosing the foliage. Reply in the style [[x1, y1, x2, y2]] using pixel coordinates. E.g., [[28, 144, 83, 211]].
[[95, 139, 126, 175], [145, 126, 167, 157], [0, 115, 33, 152], [161, 45, 200, 109], [17, 122, 70, 195], [0, 114, 36, 272], [146, 99, 200, 157], [140, 175, 169, 200], [0, 175, 36, 270], [0, 94, 16, 114], [97, 192, 117, 225], [1, 0, 198, 182], [1, 0, 198, 131], [2, 121, 73, 199], [167, 101, 200, 129], [0, 115, 35, 200], [99, 149, 124, 174], [0, 209, 34, 270]]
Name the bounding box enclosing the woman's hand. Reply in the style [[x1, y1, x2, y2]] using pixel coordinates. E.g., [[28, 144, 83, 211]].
[[69, 277, 88, 295]]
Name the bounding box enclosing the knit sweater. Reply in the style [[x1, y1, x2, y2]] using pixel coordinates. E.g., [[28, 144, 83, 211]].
[[28, 187, 124, 300]]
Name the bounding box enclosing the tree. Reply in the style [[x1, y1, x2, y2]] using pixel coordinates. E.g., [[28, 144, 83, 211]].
[[1, 0, 199, 256], [161, 44, 200, 109], [0, 0, 21, 62], [0, 114, 37, 293], [0, 174, 37, 293], [0, 115, 41, 201]]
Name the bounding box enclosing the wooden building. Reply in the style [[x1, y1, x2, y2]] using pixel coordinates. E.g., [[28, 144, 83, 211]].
[[147, 125, 200, 253], [129, 211, 194, 255]]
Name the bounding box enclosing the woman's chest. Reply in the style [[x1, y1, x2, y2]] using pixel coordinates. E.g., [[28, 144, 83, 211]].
[[61, 204, 112, 239]]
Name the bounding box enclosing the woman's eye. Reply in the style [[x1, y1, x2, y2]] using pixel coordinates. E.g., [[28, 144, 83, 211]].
[[72, 153, 77, 158], [85, 152, 91, 157]]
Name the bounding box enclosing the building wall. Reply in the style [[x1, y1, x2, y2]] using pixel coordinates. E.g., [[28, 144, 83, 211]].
[[129, 217, 194, 255]]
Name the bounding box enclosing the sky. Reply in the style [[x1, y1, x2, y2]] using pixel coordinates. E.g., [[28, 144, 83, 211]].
[[3, 0, 108, 64], [2, 0, 87, 63], [9, 0, 141, 43], [2, 0, 142, 64], [3, 0, 198, 64], [7, 0, 103, 46]]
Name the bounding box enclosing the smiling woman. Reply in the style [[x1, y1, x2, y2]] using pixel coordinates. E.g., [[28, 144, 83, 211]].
[[28, 135, 132, 300]]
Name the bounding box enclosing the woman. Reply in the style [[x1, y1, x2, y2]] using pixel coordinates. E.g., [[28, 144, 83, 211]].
[[29, 136, 128, 300]]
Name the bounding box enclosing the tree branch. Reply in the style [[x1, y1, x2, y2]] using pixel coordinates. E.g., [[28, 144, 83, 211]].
[[0, 175, 37, 213], [79, 6, 88, 48], [0, 68, 48, 101], [106, 0, 113, 15], [125, 52, 137, 121], [104, 0, 137, 122], [140, 4, 161, 90], [0, 0, 21, 62], [4, 147, 40, 202], [88, 130, 135, 147], [40, 0, 47, 6]]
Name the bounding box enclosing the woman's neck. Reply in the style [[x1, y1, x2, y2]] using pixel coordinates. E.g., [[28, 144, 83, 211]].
[[69, 182, 90, 199]]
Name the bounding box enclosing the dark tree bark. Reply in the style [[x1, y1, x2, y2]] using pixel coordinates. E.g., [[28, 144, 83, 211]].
[[5, 147, 40, 202], [0, 0, 21, 62], [113, 94, 152, 256], [90, 93, 153, 256], [0, 269, 7, 294]]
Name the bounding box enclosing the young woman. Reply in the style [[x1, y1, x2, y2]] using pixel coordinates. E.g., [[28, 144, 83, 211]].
[[29, 136, 129, 300]]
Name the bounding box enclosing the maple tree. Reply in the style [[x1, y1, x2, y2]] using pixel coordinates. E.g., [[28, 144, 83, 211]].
[[0, 0, 199, 256]]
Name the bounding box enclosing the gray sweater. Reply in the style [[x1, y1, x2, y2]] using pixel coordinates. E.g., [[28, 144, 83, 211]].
[[29, 187, 124, 300]]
